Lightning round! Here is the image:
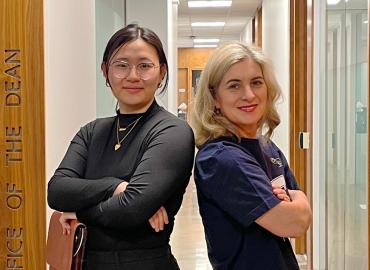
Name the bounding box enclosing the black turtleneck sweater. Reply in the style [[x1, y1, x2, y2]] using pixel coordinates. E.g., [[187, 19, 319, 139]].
[[47, 100, 195, 251]]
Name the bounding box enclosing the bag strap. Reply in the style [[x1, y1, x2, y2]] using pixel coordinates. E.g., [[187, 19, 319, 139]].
[[72, 224, 86, 257]]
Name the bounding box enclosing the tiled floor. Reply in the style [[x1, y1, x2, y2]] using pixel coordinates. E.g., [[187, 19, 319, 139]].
[[170, 178, 307, 270], [170, 178, 213, 270]]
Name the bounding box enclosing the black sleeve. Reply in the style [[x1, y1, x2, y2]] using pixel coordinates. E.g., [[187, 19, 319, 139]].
[[76, 120, 195, 229], [47, 121, 123, 212]]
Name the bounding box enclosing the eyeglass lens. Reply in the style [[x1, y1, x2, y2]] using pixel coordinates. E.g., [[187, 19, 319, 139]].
[[110, 61, 158, 80]]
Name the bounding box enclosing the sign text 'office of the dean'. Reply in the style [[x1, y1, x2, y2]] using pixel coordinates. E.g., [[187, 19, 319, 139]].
[[3, 48, 24, 269]]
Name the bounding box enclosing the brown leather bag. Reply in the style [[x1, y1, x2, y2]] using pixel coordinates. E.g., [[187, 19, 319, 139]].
[[46, 211, 87, 270]]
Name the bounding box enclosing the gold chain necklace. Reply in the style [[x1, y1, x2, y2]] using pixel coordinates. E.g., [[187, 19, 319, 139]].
[[118, 116, 140, 131], [114, 116, 143, 151]]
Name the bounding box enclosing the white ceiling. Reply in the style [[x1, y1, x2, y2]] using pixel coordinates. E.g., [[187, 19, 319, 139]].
[[177, 0, 263, 47]]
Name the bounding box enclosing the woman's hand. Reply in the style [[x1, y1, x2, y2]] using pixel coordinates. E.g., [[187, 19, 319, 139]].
[[113, 181, 129, 196], [148, 206, 169, 232], [272, 187, 290, 202], [59, 212, 77, 235]]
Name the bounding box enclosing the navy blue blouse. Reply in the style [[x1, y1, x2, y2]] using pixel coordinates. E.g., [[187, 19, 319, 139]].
[[194, 136, 300, 270]]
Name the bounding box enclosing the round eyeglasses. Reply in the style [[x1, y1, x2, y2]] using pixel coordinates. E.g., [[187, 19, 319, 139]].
[[110, 61, 160, 80]]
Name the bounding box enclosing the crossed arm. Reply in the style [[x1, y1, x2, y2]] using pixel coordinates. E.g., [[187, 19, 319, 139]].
[[256, 189, 312, 238], [48, 120, 195, 232], [59, 181, 169, 234], [195, 144, 312, 238]]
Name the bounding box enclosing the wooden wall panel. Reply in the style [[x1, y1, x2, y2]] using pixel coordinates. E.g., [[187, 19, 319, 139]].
[[0, 0, 45, 269], [252, 6, 262, 47], [290, 0, 311, 255], [178, 48, 215, 69], [178, 48, 215, 119], [178, 68, 188, 108]]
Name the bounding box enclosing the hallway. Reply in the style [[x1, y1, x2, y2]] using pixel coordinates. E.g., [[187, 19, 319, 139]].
[[171, 178, 213, 269]]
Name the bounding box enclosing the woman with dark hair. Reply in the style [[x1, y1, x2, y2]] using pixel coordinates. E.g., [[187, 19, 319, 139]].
[[47, 24, 194, 270], [192, 41, 311, 269]]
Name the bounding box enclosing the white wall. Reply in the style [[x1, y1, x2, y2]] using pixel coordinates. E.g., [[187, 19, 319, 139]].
[[240, 18, 253, 44], [166, 0, 179, 114], [262, 0, 290, 160], [44, 0, 97, 222], [126, 0, 178, 114]]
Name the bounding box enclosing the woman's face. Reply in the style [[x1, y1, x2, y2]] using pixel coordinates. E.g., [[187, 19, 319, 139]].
[[106, 38, 166, 113], [214, 58, 267, 138]]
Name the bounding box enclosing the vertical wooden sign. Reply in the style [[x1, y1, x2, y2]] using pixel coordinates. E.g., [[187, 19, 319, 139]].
[[0, 0, 46, 269]]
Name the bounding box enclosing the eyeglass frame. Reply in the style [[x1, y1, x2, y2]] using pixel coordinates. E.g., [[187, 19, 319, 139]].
[[109, 60, 161, 80]]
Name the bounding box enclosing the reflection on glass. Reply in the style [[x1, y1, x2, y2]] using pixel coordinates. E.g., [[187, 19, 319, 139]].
[[192, 69, 202, 96]]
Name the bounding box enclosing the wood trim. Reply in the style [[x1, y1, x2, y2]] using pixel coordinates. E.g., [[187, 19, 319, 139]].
[[289, 0, 308, 255], [0, 0, 46, 269], [256, 7, 263, 47], [252, 17, 256, 43]]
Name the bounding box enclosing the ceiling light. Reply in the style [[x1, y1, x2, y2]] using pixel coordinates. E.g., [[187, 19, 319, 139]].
[[327, 0, 341, 5], [194, 44, 218, 48], [193, 38, 220, 43], [191, 22, 225, 27], [188, 1, 232, 8], [364, 20, 368, 24]]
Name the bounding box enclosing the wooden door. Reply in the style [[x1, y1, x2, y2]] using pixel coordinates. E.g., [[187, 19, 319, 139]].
[[178, 48, 215, 121]]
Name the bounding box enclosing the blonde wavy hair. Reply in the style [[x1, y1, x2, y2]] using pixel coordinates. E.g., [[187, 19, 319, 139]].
[[191, 41, 282, 147]]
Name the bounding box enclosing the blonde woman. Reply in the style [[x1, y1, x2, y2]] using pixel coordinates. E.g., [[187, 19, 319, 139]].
[[192, 42, 311, 270]]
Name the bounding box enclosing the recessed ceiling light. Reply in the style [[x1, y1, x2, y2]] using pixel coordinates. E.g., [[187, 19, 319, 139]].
[[193, 38, 220, 43], [188, 1, 232, 8], [191, 22, 225, 27], [194, 44, 218, 48], [327, 0, 341, 5]]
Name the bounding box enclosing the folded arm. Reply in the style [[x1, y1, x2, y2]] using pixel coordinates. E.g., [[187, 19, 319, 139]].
[[256, 189, 312, 237], [47, 123, 123, 212], [195, 143, 311, 238], [76, 121, 195, 229]]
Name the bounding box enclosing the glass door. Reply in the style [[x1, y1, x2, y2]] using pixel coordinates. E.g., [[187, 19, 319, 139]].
[[317, 0, 368, 269]]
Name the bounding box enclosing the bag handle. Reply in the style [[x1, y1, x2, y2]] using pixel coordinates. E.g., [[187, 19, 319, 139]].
[[73, 226, 86, 257]]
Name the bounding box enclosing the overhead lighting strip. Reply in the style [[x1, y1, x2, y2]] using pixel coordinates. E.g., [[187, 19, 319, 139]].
[[193, 38, 220, 43], [188, 1, 232, 8], [191, 22, 225, 27], [194, 44, 218, 48]]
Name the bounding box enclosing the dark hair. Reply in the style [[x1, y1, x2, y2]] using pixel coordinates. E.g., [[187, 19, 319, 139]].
[[102, 24, 168, 94]]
